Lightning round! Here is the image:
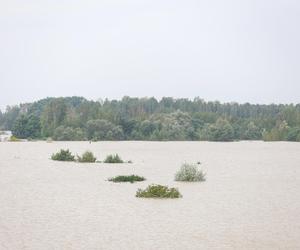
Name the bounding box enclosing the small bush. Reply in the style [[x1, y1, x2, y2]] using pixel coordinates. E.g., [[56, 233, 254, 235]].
[[109, 175, 145, 183], [136, 184, 182, 198], [9, 136, 20, 142], [51, 149, 75, 161], [104, 154, 124, 163], [77, 151, 96, 163], [175, 163, 206, 182], [46, 137, 53, 143]]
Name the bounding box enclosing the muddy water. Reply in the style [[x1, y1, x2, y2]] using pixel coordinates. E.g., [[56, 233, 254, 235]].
[[0, 141, 299, 249]]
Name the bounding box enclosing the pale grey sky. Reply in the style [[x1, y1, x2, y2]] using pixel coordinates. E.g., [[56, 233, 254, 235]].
[[0, 0, 299, 110]]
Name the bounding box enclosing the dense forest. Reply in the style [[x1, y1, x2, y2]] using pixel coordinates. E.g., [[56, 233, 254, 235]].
[[0, 96, 300, 141]]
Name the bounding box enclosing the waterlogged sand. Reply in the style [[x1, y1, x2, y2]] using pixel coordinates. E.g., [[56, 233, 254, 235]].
[[0, 141, 299, 250]]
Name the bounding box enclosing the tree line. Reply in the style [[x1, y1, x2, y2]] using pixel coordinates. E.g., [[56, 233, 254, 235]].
[[0, 96, 300, 141]]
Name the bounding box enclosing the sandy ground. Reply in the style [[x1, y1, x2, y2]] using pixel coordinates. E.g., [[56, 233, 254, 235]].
[[0, 141, 299, 250]]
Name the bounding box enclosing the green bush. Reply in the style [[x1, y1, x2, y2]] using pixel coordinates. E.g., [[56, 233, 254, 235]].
[[109, 175, 145, 183], [175, 163, 206, 182], [104, 154, 124, 163], [77, 151, 96, 163], [51, 149, 75, 161], [136, 184, 182, 198]]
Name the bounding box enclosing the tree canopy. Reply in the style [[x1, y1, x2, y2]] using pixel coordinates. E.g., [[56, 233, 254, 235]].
[[1, 96, 300, 141]]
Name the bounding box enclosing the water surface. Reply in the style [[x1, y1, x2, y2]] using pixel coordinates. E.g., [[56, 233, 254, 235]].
[[0, 141, 299, 249]]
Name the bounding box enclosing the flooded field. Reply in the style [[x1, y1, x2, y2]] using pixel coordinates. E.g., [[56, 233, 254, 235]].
[[0, 141, 299, 250]]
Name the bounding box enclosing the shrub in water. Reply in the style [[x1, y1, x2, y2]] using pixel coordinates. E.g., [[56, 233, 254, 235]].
[[77, 151, 97, 163], [136, 184, 182, 198], [9, 136, 20, 142], [51, 149, 75, 161], [109, 175, 145, 183], [104, 154, 124, 163], [46, 137, 53, 143], [175, 163, 206, 182]]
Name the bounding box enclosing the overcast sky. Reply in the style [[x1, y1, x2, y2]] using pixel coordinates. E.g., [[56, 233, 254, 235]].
[[0, 0, 299, 111]]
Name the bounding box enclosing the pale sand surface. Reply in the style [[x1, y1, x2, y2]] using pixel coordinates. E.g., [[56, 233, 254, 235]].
[[0, 141, 299, 250]]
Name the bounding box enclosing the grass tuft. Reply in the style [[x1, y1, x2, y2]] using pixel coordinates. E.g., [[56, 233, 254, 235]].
[[108, 175, 145, 183], [104, 154, 124, 163], [51, 149, 75, 161], [136, 184, 182, 198], [77, 151, 96, 163]]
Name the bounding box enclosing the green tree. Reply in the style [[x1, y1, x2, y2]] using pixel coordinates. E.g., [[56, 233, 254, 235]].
[[243, 122, 261, 140], [86, 119, 124, 140], [208, 118, 234, 141], [12, 114, 41, 139]]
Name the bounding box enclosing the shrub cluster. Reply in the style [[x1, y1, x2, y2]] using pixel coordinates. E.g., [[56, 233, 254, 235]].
[[51, 149, 75, 161], [136, 184, 182, 198], [175, 163, 206, 182], [104, 154, 124, 163], [77, 151, 96, 163], [50, 150, 129, 164], [108, 175, 145, 183], [50, 149, 206, 199]]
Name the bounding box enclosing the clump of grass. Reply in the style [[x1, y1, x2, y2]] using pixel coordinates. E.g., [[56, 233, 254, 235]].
[[51, 149, 75, 161], [108, 175, 145, 183], [9, 136, 20, 142], [46, 137, 53, 143], [136, 184, 182, 198], [175, 163, 206, 182], [104, 154, 124, 163], [77, 151, 96, 163]]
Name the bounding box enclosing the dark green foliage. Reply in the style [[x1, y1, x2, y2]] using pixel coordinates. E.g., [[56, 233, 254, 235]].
[[104, 154, 124, 163], [285, 127, 300, 141], [41, 98, 68, 137], [1, 96, 300, 141], [12, 114, 41, 139], [53, 126, 85, 141], [77, 151, 96, 163], [86, 119, 124, 140], [108, 175, 145, 183], [51, 149, 75, 161], [208, 118, 234, 141], [242, 122, 261, 140], [136, 184, 182, 198]]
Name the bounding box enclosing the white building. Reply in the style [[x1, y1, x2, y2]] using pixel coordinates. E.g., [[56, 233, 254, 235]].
[[0, 131, 12, 142]]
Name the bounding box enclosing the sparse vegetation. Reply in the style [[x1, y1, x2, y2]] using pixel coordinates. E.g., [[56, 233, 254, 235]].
[[51, 149, 75, 161], [77, 151, 96, 163], [136, 184, 182, 198], [104, 154, 124, 163], [9, 135, 20, 142], [46, 137, 53, 143], [108, 175, 145, 183], [175, 163, 206, 182]]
